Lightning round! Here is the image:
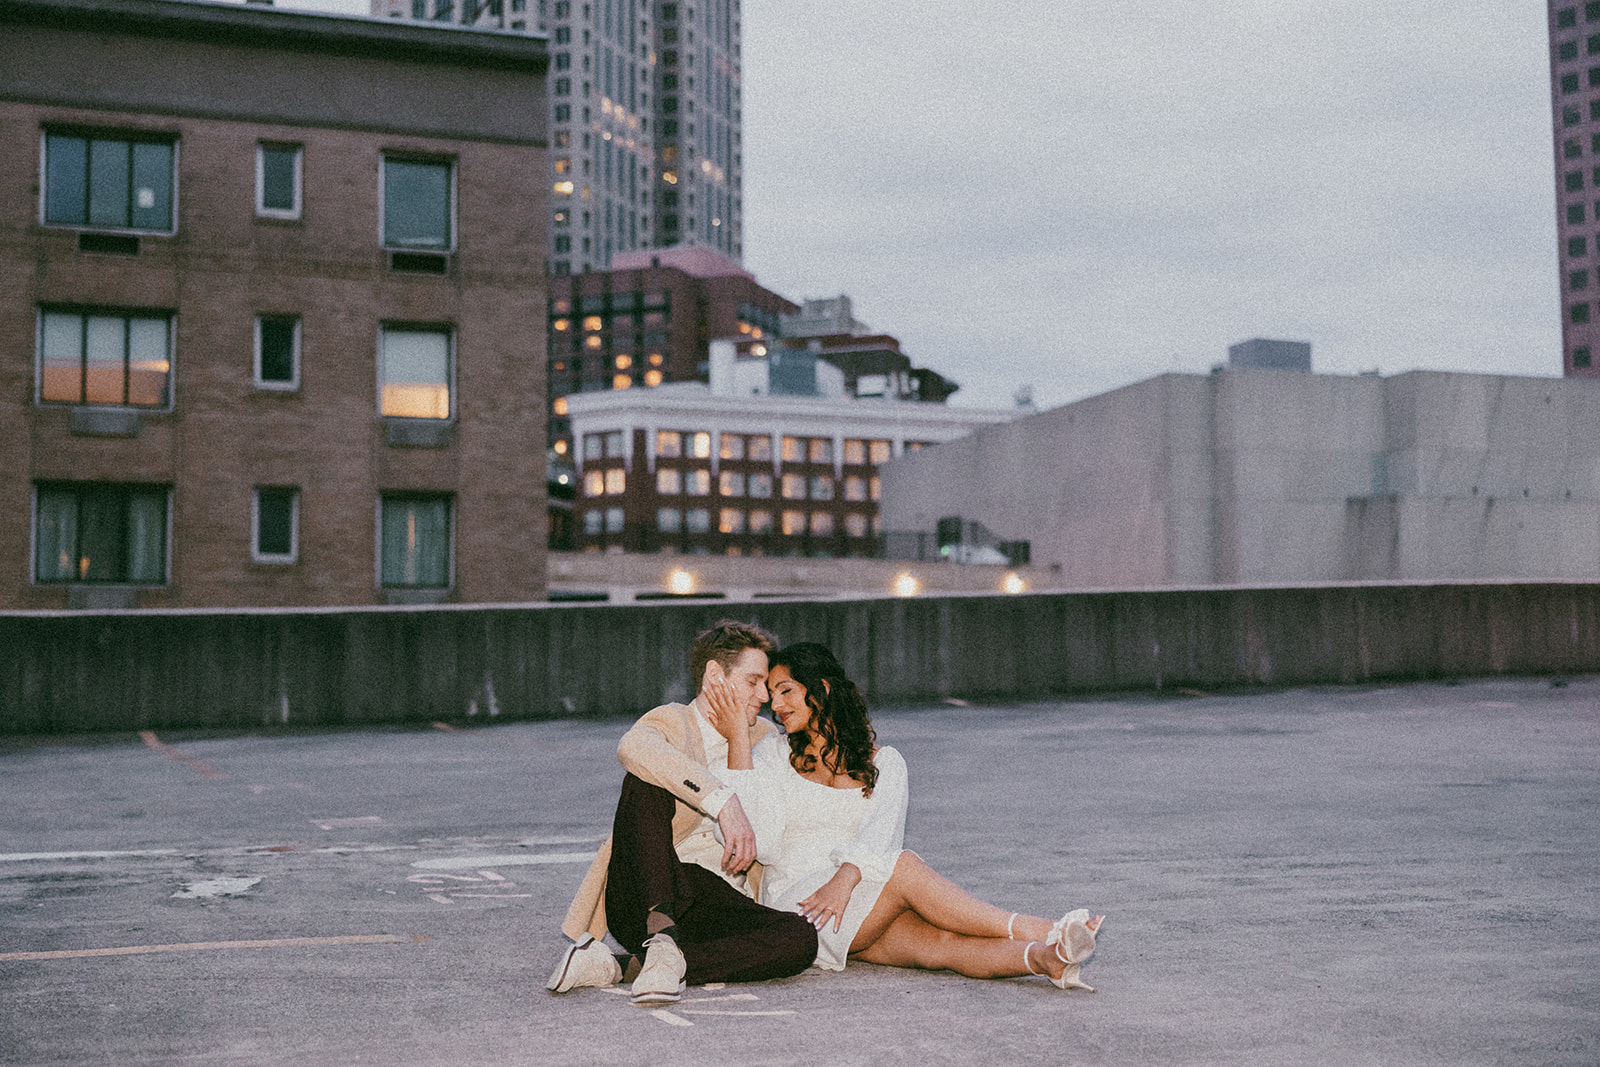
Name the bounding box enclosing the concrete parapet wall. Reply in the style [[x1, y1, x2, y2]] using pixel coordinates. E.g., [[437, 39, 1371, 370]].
[[3, 581, 1597, 734]]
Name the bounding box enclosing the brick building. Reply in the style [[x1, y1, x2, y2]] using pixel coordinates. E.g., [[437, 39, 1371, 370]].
[[0, 0, 549, 608], [1550, 0, 1600, 377], [565, 340, 1015, 556], [546, 246, 795, 464]]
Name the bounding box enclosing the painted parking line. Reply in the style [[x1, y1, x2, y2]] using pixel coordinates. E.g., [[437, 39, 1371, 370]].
[[411, 852, 595, 870], [0, 850, 181, 863], [138, 731, 228, 780], [0, 933, 412, 962], [650, 1009, 693, 1027]]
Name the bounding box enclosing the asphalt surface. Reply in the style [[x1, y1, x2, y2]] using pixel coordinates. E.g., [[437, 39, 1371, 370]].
[[1, 675, 1597, 1066]]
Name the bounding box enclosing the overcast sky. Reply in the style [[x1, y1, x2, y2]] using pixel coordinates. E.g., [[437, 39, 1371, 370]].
[[288, 0, 1557, 410]]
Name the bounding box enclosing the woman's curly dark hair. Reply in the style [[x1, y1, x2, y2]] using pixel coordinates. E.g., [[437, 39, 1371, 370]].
[[769, 642, 878, 797]]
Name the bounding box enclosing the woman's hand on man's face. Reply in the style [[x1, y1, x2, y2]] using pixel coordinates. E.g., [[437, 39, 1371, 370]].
[[702, 665, 750, 739]]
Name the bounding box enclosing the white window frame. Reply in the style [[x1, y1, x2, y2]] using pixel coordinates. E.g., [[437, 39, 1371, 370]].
[[34, 305, 177, 411], [251, 486, 300, 564], [377, 323, 455, 421], [255, 142, 303, 220], [30, 481, 172, 586], [253, 314, 301, 391], [374, 494, 456, 591], [378, 154, 457, 253]]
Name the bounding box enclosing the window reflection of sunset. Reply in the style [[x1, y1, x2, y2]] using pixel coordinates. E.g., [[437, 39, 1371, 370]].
[[381, 384, 450, 419]]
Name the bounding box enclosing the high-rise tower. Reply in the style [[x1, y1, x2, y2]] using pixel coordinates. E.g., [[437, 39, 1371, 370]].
[[1550, 1, 1600, 377], [371, 0, 741, 271]]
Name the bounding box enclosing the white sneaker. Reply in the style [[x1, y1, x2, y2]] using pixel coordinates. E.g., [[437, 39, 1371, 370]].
[[546, 938, 622, 993], [630, 932, 686, 1005]]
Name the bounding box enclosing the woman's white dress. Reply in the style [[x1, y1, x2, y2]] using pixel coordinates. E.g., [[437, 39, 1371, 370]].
[[726, 735, 907, 970]]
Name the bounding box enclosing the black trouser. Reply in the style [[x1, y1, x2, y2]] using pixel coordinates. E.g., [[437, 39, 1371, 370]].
[[605, 773, 817, 985]]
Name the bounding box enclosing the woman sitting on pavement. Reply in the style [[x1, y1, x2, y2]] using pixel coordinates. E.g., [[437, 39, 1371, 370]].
[[705, 642, 1104, 990]]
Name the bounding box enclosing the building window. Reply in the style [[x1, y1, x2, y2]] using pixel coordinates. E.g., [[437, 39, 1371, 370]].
[[1567, 106, 1583, 125], [869, 476, 881, 501], [1570, 236, 1588, 257], [720, 433, 745, 460], [555, 77, 572, 96], [1567, 139, 1584, 159], [1590, 32, 1600, 54], [842, 439, 866, 465], [809, 476, 834, 501], [719, 470, 745, 496], [583, 509, 602, 534], [1570, 203, 1588, 224], [1573, 269, 1590, 290], [255, 315, 300, 389], [252, 486, 299, 563], [555, 52, 571, 69], [748, 509, 772, 534], [1576, 345, 1594, 368], [657, 468, 682, 494], [844, 476, 866, 501], [684, 508, 710, 534], [380, 326, 451, 419], [781, 436, 805, 462], [1573, 302, 1591, 324], [1590, 67, 1600, 88], [1590, 1, 1600, 20], [34, 482, 168, 584], [554, 235, 572, 252], [555, 104, 572, 122], [1567, 170, 1584, 192], [605, 507, 625, 533], [747, 472, 773, 498], [719, 508, 744, 534], [382, 156, 453, 251], [380, 494, 451, 588], [688, 432, 711, 458], [658, 507, 682, 532], [685, 469, 711, 496], [43, 130, 175, 233], [1591, 100, 1600, 121], [748, 435, 772, 461], [781, 473, 805, 499], [808, 438, 832, 464], [256, 142, 302, 219], [1560, 6, 1577, 27], [38, 308, 171, 407], [845, 513, 868, 538], [605, 469, 626, 494], [657, 430, 682, 456], [810, 512, 834, 536], [584, 469, 605, 497], [781, 509, 805, 536]]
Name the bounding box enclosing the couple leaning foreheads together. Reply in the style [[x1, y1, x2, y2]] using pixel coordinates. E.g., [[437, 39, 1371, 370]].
[[545, 620, 1105, 1005]]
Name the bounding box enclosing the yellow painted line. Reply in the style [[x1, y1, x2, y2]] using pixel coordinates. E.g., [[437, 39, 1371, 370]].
[[139, 730, 228, 780], [0, 933, 412, 962]]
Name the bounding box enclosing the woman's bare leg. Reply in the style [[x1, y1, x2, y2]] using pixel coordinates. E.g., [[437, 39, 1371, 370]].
[[851, 910, 1073, 981], [849, 851, 1062, 951]]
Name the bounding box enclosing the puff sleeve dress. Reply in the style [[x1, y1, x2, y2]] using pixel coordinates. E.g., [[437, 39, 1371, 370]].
[[727, 734, 908, 970]]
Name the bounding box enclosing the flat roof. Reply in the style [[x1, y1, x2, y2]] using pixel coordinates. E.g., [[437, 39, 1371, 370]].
[[0, 0, 549, 72]]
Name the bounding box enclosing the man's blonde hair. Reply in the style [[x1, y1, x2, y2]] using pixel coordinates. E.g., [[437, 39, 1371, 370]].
[[688, 619, 777, 691]]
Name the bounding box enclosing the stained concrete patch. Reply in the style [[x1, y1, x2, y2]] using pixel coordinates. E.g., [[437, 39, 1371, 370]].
[[171, 876, 261, 899]]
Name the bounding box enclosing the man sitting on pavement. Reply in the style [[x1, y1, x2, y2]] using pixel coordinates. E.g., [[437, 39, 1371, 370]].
[[547, 620, 818, 1004]]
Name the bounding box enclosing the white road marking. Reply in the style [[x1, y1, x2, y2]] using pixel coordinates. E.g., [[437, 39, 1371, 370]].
[[172, 876, 261, 899], [682, 993, 760, 1003], [0, 934, 408, 962], [678, 1010, 797, 1017], [650, 1009, 693, 1027], [0, 850, 181, 863], [519, 835, 608, 847], [410, 852, 595, 870], [312, 816, 384, 830]]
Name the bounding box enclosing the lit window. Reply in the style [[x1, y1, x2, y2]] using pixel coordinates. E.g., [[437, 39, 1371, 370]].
[[379, 326, 451, 419], [33, 482, 168, 584], [808, 438, 832, 464], [252, 486, 299, 563], [255, 315, 300, 389], [809, 477, 834, 501], [720, 434, 745, 460], [685, 469, 711, 496], [554, 180, 575, 195], [382, 157, 452, 250], [781, 436, 805, 462], [810, 512, 834, 536], [781, 509, 805, 535], [553, 439, 569, 454], [584, 470, 605, 497], [748, 509, 772, 533], [553, 397, 569, 415], [689, 432, 711, 458], [644, 369, 663, 386], [843, 439, 866, 465], [615, 354, 633, 369], [257, 143, 302, 219], [657, 468, 682, 494], [844, 476, 866, 501], [379, 494, 451, 588], [781, 474, 806, 499], [583, 316, 603, 332], [748, 473, 773, 498], [685, 508, 710, 533], [605, 469, 626, 494], [869, 477, 881, 501], [38, 308, 171, 408], [585, 336, 603, 349], [612, 373, 633, 389], [648, 351, 665, 364], [658, 507, 682, 532], [845, 513, 868, 538], [719, 508, 744, 534], [44, 130, 175, 232], [719, 471, 745, 496], [553, 318, 570, 331], [658, 431, 682, 456]]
